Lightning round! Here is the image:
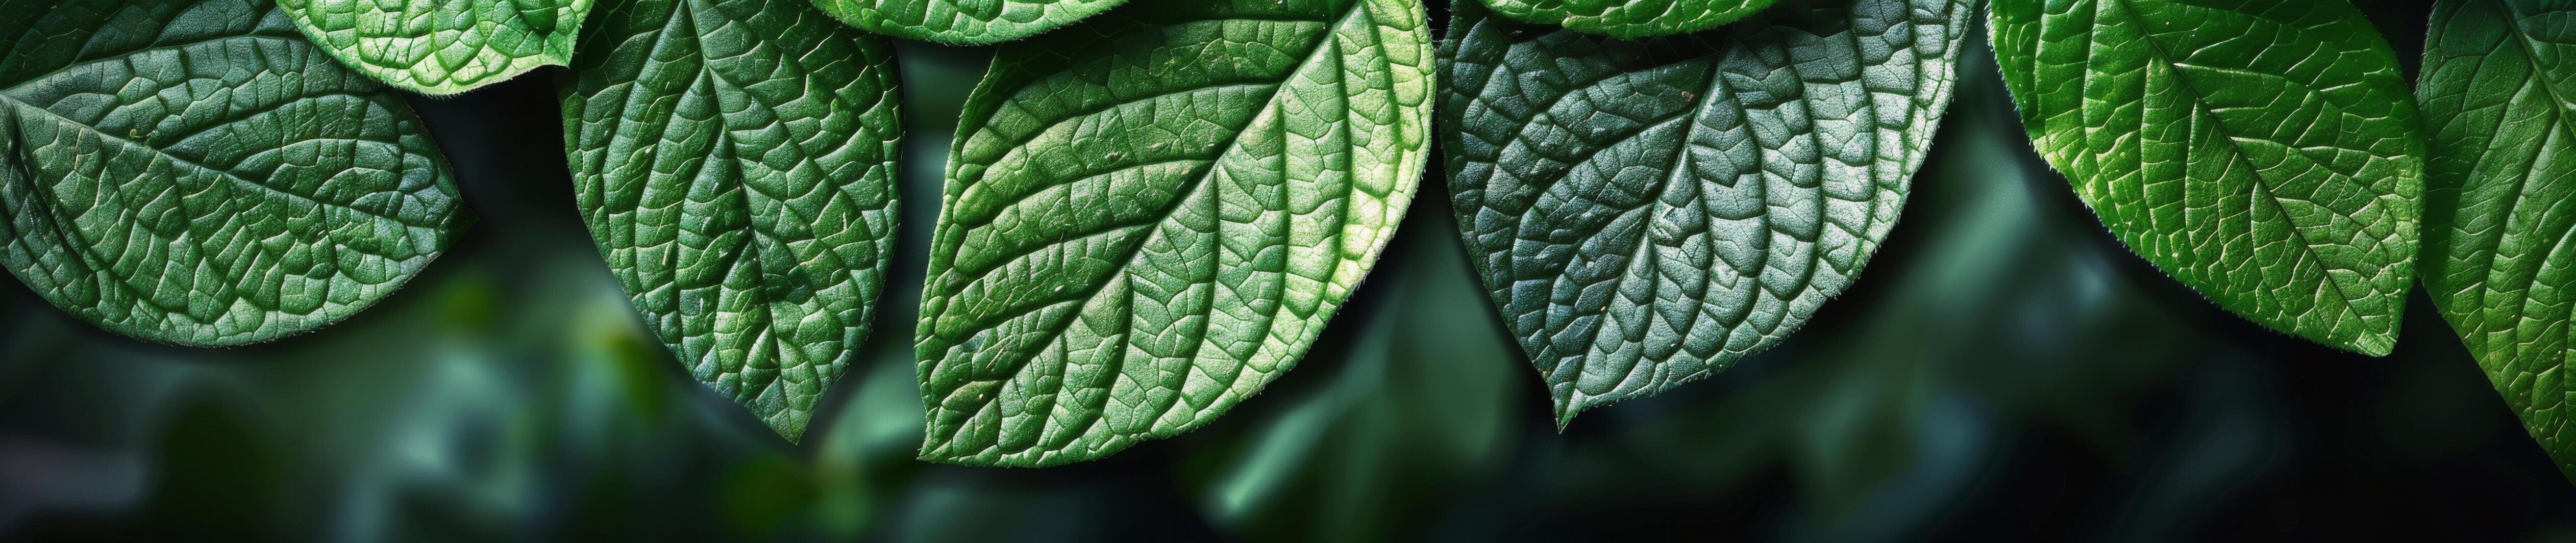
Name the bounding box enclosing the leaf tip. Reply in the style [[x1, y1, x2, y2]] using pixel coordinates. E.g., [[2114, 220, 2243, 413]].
[[762, 413, 811, 444], [2308, 303, 2403, 356], [912, 433, 988, 467], [2344, 330, 2397, 357]]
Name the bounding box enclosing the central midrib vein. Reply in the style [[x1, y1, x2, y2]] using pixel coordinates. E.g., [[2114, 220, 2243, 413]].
[[2102, 0, 2373, 325], [928, 2, 1381, 449], [2472, 1, 2576, 358]]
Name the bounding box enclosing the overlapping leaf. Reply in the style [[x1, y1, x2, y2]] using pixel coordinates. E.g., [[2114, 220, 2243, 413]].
[[0, 0, 459, 346], [1990, 0, 2424, 355], [1443, 0, 1971, 425], [1478, 0, 1777, 38], [280, 0, 591, 95], [2419, 0, 2576, 481], [915, 0, 1432, 467], [809, 0, 1125, 45], [562, 0, 901, 441]]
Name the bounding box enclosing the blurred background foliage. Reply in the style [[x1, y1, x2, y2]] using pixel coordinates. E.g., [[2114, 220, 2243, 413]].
[[4, 1, 2575, 540]]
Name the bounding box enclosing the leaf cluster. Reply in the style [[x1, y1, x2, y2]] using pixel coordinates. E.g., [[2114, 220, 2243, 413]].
[[9, 0, 2576, 483]]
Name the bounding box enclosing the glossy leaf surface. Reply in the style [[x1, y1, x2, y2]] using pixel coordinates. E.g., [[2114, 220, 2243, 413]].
[[2419, 0, 2576, 481], [0, 0, 460, 346], [1478, 0, 1777, 39], [810, 0, 1125, 45], [280, 0, 591, 95], [915, 0, 1432, 467], [1444, 0, 1971, 424], [562, 0, 901, 441], [1990, 0, 2424, 355]]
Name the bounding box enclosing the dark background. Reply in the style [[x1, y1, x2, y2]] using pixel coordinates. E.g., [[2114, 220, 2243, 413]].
[[3, 0, 2569, 540]]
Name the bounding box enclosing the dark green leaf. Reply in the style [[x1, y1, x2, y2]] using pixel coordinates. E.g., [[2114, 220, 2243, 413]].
[[1478, 0, 1777, 39], [914, 0, 1433, 467], [1989, 0, 2424, 355], [1443, 0, 1972, 425], [0, 0, 460, 346], [279, 0, 590, 95], [809, 0, 1126, 45], [2419, 0, 2576, 481], [562, 0, 901, 442]]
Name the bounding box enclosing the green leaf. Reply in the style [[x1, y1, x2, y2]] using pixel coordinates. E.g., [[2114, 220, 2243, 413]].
[[1989, 0, 2424, 356], [561, 0, 902, 442], [0, 0, 460, 346], [914, 0, 1432, 467], [1443, 0, 1972, 426], [2419, 0, 2576, 482], [279, 0, 590, 95], [809, 0, 1126, 45], [1477, 0, 1777, 39]]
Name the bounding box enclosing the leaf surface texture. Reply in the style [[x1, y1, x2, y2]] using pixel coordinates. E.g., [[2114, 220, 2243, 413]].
[[1989, 0, 2424, 355], [915, 0, 1432, 467], [281, 0, 590, 95], [0, 0, 459, 346], [1478, 0, 1778, 39], [1443, 0, 1970, 424], [2419, 0, 2576, 481], [563, 0, 901, 441], [810, 0, 1125, 45]]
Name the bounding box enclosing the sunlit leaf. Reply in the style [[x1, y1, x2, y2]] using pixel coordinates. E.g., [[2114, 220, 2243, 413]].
[[279, 0, 590, 95], [810, 0, 1126, 45], [1989, 0, 2424, 355], [914, 0, 1433, 467], [1477, 0, 1776, 39]]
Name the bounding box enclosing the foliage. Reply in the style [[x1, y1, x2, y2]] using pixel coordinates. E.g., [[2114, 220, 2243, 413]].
[[0, 0, 2566, 490], [0, 0, 459, 346], [1989, 0, 2426, 356], [279, 0, 591, 95], [561, 0, 903, 441], [1442, 0, 1971, 424], [2419, 0, 2576, 482], [913, 0, 1434, 467], [807, 0, 1126, 45], [1477, 0, 1777, 39]]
